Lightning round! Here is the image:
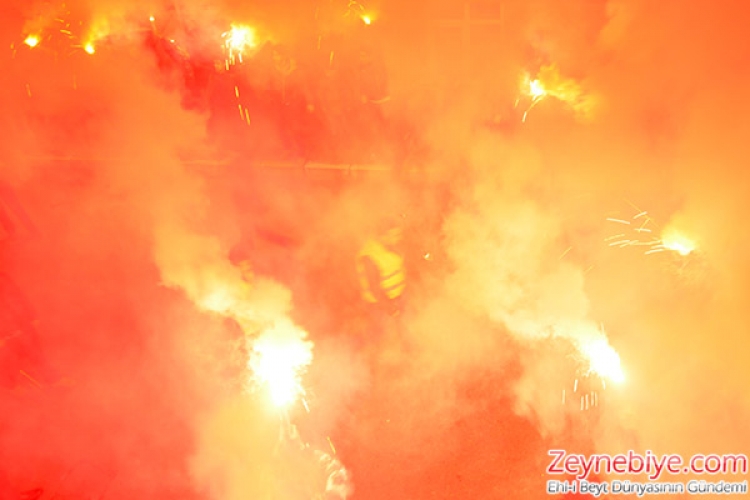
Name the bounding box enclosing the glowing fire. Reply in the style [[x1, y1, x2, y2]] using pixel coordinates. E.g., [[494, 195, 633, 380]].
[[661, 228, 696, 256], [578, 337, 625, 385], [24, 35, 40, 48], [249, 320, 313, 409], [528, 78, 547, 101], [361, 14, 372, 25], [222, 24, 257, 65], [84, 42, 95, 54], [607, 211, 698, 257], [519, 64, 594, 122]]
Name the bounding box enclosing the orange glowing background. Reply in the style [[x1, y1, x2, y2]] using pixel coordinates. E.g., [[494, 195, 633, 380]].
[[0, 0, 748, 498]]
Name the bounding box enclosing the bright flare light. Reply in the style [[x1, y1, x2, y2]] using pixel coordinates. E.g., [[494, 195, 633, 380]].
[[579, 337, 625, 385], [528, 78, 547, 101], [84, 42, 95, 54], [249, 320, 313, 409], [607, 211, 698, 257], [661, 228, 696, 256], [361, 14, 372, 25], [519, 64, 593, 122], [222, 24, 257, 65], [24, 35, 40, 48]]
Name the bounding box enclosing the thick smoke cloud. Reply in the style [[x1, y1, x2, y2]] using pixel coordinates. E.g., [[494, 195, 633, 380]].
[[1, 0, 749, 498]]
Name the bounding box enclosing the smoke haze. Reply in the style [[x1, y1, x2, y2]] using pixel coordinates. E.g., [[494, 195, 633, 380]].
[[0, 0, 748, 498]]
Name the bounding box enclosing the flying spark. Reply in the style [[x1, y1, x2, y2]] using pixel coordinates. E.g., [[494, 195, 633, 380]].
[[606, 209, 698, 257]]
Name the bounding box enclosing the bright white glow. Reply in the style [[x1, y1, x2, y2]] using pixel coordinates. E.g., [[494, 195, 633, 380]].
[[661, 228, 696, 256], [579, 337, 625, 385], [249, 320, 313, 408]]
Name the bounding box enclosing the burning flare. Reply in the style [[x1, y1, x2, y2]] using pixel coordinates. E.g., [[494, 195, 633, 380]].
[[519, 64, 594, 121], [222, 24, 257, 65], [83, 16, 110, 55], [577, 336, 625, 385], [527, 78, 547, 101], [24, 35, 40, 48], [607, 210, 698, 257], [249, 319, 314, 409], [660, 227, 696, 256]]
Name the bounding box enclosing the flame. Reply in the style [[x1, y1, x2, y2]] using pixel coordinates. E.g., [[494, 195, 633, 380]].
[[82, 17, 110, 57], [661, 228, 696, 256], [24, 35, 40, 48], [527, 78, 547, 101], [607, 210, 698, 257], [534, 65, 583, 103], [222, 24, 257, 65], [520, 64, 594, 121], [361, 14, 373, 25], [249, 319, 313, 409], [578, 337, 625, 385]]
